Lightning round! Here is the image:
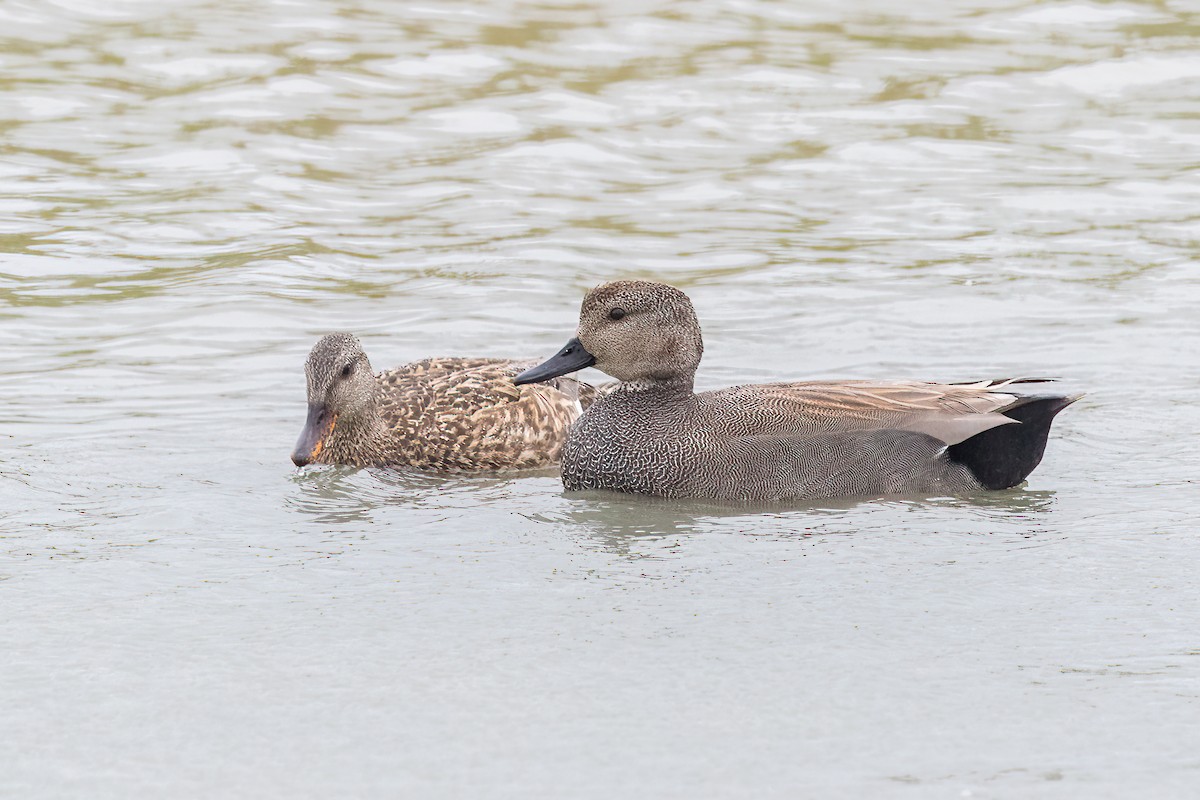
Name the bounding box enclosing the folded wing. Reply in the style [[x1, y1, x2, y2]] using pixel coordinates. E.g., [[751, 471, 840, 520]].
[[704, 378, 1060, 446]]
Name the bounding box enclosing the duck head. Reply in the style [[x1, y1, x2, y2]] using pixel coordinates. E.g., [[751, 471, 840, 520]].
[[516, 281, 704, 389], [292, 332, 375, 466]]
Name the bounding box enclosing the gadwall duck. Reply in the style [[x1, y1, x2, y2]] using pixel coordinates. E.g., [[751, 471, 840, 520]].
[[293, 332, 596, 471], [515, 281, 1079, 501]]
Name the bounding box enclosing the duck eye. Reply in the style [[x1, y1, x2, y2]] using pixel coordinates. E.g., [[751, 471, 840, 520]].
[[609, 307, 626, 321], [340, 363, 354, 378]]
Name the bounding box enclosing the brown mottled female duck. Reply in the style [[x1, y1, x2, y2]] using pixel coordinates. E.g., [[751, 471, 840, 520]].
[[515, 280, 1079, 501], [292, 332, 596, 471]]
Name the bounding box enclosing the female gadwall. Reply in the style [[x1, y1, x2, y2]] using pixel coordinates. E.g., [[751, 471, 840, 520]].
[[292, 332, 596, 471], [515, 281, 1078, 501]]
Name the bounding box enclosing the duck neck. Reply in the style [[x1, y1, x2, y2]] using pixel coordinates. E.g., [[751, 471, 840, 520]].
[[616, 374, 695, 398], [326, 388, 387, 463]]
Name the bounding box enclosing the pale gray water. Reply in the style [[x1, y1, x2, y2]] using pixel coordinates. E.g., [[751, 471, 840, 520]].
[[2, 0, 1199, 796]]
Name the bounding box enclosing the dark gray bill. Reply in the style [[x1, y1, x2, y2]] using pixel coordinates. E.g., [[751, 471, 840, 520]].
[[291, 403, 336, 466], [514, 338, 596, 385]]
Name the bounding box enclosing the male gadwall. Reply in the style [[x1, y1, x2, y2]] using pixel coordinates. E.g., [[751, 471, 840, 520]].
[[515, 281, 1078, 501], [292, 332, 596, 471]]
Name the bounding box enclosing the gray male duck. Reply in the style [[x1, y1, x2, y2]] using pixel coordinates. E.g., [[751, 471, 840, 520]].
[[515, 280, 1079, 501], [293, 332, 595, 471]]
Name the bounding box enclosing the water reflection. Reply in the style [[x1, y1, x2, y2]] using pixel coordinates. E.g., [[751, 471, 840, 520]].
[[286, 463, 560, 525], [525, 485, 1061, 556]]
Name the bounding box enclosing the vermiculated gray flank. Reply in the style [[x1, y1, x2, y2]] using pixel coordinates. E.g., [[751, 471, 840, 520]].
[[516, 281, 1078, 501]]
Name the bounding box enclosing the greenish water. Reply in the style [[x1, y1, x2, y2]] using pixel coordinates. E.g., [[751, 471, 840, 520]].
[[2, 0, 1198, 797]]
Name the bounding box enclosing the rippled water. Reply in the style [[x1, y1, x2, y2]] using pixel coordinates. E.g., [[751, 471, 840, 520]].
[[3, 0, 1199, 796]]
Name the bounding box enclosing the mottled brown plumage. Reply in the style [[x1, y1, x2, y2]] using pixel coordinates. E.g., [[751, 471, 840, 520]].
[[292, 333, 596, 471], [516, 281, 1079, 501]]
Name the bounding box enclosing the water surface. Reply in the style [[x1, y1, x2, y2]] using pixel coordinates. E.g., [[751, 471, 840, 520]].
[[2, 0, 1199, 796]]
